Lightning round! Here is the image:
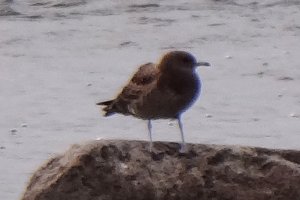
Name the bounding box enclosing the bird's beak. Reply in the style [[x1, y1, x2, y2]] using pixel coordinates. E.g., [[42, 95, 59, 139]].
[[195, 61, 211, 67]]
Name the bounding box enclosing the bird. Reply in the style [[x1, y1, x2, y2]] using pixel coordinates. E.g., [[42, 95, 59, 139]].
[[97, 51, 210, 152]]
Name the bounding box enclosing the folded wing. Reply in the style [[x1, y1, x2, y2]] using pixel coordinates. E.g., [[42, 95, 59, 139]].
[[97, 63, 158, 116]]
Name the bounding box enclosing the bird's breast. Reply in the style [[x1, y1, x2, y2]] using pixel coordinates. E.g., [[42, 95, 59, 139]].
[[133, 72, 201, 119], [172, 73, 201, 111]]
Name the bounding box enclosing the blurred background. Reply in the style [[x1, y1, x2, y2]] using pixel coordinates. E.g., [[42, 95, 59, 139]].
[[0, 0, 300, 199]]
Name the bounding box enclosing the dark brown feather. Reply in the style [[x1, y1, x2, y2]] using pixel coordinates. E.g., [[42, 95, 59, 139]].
[[98, 62, 158, 117], [97, 51, 203, 119], [96, 51, 208, 153], [130, 63, 156, 85], [96, 100, 113, 106]]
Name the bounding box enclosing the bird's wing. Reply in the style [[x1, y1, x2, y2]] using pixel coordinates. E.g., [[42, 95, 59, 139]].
[[107, 63, 158, 115], [129, 63, 158, 86], [119, 62, 158, 101]]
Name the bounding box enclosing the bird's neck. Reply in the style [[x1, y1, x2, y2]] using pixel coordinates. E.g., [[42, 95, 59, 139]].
[[159, 70, 200, 94]]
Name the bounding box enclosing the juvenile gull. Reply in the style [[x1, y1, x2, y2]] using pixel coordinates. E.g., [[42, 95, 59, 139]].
[[97, 51, 210, 152]]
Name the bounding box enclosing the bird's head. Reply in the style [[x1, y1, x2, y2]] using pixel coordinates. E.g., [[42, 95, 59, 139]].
[[158, 51, 210, 73]]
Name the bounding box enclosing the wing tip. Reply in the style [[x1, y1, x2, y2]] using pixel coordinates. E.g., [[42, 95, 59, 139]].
[[96, 100, 116, 117], [96, 100, 113, 106]]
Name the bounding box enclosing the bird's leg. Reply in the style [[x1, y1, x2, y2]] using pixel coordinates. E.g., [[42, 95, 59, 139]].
[[147, 119, 153, 152], [177, 116, 186, 153]]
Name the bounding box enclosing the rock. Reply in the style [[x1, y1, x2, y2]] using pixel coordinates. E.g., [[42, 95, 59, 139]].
[[205, 113, 213, 118], [21, 140, 300, 200], [21, 123, 28, 128], [289, 113, 299, 118], [10, 128, 18, 135]]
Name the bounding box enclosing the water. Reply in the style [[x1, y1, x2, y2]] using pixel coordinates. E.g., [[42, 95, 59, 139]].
[[1, 0, 300, 199]]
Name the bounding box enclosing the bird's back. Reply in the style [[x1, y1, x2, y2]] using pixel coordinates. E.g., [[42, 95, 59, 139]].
[[97, 63, 159, 116]]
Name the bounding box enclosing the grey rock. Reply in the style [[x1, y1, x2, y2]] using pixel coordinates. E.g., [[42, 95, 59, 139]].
[[21, 140, 300, 200]]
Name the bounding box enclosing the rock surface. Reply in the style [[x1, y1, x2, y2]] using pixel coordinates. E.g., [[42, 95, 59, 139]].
[[22, 140, 300, 200]]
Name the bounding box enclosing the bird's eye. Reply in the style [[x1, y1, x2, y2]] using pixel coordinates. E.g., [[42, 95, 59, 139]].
[[182, 56, 191, 63]]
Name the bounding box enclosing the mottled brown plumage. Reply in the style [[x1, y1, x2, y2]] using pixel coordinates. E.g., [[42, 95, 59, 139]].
[[97, 51, 210, 151]]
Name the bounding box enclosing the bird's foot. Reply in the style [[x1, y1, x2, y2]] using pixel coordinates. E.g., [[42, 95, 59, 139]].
[[149, 142, 153, 152], [179, 143, 186, 153]]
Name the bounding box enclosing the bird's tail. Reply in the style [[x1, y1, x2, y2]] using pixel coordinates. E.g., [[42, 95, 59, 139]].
[[96, 100, 116, 116]]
